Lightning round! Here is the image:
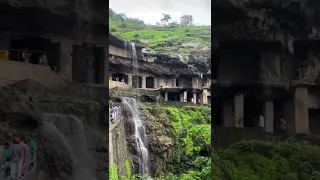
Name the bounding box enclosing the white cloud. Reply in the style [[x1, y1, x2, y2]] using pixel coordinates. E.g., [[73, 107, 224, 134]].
[[110, 0, 211, 25]]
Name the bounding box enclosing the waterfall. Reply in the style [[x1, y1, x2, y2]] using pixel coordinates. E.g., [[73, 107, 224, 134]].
[[131, 42, 139, 89], [122, 97, 150, 176], [40, 113, 97, 180]]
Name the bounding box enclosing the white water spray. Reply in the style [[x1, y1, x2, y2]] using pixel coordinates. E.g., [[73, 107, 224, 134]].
[[122, 97, 150, 176]]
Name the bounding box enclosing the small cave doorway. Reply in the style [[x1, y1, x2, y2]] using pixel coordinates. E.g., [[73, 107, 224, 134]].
[[244, 98, 262, 127], [168, 92, 180, 101], [112, 73, 128, 83], [146, 76, 154, 88], [187, 92, 193, 102]]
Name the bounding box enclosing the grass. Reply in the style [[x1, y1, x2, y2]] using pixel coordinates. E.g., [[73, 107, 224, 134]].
[[110, 20, 211, 56]]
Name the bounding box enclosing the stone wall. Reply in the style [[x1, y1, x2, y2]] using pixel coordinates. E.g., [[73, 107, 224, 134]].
[[109, 81, 131, 89], [67, 83, 109, 100], [109, 45, 131, 59], [109, 116, 129, 177], [0, 60, 68, 89]]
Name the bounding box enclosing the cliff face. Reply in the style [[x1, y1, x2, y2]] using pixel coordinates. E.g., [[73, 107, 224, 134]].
[[212, 0, 320, 50], [0, 80, 108, 180], [110, 52, 211, 76], [0, 0, 107, 35], [212, 0, 320, 84]]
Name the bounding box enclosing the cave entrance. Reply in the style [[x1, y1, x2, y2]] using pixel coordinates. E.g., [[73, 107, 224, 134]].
[[168, 92, 180, 101], [274, 100, 285, 133], [146, 76, 154, 88], [212, 97, 222, 126], [244, 97, 262, 127], [309, 109, 320, 135], [112, 73, 127, 83], [10, 38, 58, 69], [207, 96, 211, 105], [187, 92, 193, 102]]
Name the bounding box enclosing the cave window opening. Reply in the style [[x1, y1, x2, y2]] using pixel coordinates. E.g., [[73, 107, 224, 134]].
[[168, 92, 180, 101], [176, 79, 179, 87], [10, 38, 58, 71], [244, 98, 262, 128], [112, 73, 127, 83], [146, 76, 154, 88]]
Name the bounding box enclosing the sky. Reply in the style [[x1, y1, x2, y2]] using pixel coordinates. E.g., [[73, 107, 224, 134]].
[[109, 0, 211, 26]]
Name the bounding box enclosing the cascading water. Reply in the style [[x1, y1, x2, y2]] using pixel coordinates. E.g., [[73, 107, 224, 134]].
[[122, 42, 151, 177], [122, 97, 150, 176], [40, 113, 97, 180], [131, 42, 139, 89]]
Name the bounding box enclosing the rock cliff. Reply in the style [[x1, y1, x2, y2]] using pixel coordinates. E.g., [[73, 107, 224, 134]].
[[0, 80, 108, 180], [0, 0, 107, 35]]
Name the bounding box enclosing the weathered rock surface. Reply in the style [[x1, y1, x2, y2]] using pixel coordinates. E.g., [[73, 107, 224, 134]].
[[0, 0, 107, 35], [0, 80, 108, 180]]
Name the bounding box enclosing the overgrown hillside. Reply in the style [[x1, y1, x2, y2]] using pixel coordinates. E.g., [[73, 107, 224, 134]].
[[213, 140, 320, 180], [141, 103, 211, 180], [109, 8, 211, 57]]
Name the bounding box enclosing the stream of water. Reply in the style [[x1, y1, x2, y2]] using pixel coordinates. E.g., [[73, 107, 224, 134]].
[[122, 97, 150, 176], [41, 113, 97, 180]]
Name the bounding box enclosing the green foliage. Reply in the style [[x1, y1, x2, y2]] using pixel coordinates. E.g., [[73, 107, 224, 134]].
[[165, 106, 211, 178], [109, 163, 119, 180], [109, 8, 211, 57], [213, 140, 320, 180]]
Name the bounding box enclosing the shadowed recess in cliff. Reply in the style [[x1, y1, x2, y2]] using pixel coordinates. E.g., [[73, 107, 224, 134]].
[[40, 113, 98, 180]]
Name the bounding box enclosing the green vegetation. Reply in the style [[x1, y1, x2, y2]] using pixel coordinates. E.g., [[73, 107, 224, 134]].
[[109, 163, 119, 180], [141, 104, 211, 180], [163, 106, 211, 180], [213, 139, 320, 180], [109, 8, 211, 57]]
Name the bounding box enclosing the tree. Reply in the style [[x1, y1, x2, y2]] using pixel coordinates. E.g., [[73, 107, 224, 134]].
[[180, 15, 193, 27], [161, 13, 172, 26], [168, 21, 179, 28]]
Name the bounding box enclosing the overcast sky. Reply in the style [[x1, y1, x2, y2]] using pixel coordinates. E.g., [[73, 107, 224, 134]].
[[110, 0, 211, 25]]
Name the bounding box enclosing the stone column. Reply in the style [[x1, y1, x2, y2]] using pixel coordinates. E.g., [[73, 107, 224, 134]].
[[193, 93, 197, 104], [223, 100, 234, 127], [60, 39, 73, 80], [234, 93, 244, 127], [263, 101, 274, 133], [164, 91, 168, 101], [294, 87, 309, 134], [180, 92, 184, 102], [128, 74, 133, 87], [183, 91, 187, 102], [202, 89, 208, 104], [142, 76, 146, 89]]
